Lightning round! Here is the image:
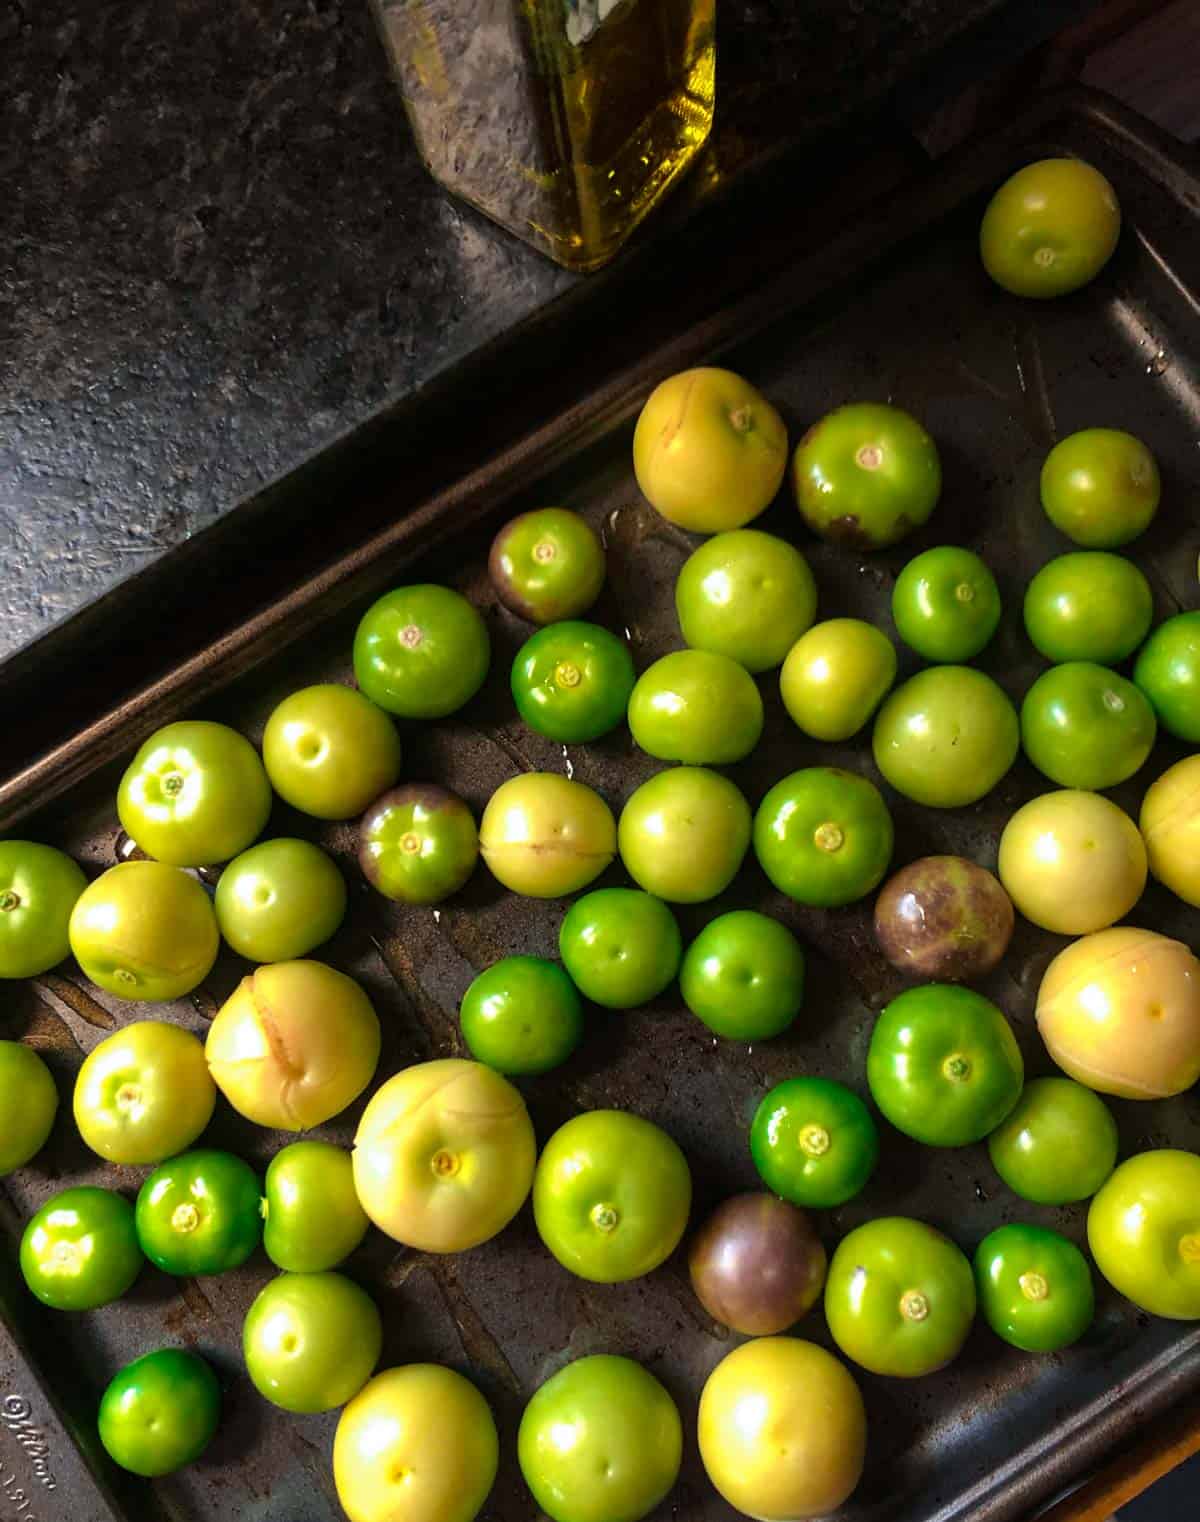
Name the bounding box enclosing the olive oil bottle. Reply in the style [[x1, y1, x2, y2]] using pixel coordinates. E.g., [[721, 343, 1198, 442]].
[[370, 0, 716, 270]]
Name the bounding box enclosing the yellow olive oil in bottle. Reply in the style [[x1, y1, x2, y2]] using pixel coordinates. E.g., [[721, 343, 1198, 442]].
[[371, 0, 716, 270]]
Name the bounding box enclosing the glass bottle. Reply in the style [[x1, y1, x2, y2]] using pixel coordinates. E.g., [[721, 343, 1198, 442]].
[[370, 0, 716, 271]]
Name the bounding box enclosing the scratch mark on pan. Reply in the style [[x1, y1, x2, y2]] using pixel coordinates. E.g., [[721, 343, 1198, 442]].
[[428, 1260, 522, 1398], [286, 1430, 343, 1512], [464, 723, 537, 776], [382, 1250, 431, 1290], [178, 1278, 214, 1320], [1012, 320, 1057, 448], [371, 931, 460, 1057], [30, 972, 116, 1030]]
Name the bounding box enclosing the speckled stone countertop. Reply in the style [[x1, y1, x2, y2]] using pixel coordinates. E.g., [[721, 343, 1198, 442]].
[[2, 0, 1082, 664]]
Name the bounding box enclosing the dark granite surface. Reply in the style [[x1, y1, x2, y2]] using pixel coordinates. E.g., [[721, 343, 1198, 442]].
[[2, 0, 1104, 664]]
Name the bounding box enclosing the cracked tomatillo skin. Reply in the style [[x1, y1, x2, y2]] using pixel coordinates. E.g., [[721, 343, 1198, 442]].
[[1140, 755, 1200, 907], [533, 1109, 691, 1283], [1088, 1150, 1200, 1319], [117, 719, 272, 868], [135, 1148, 261, 1276], [0, 839, 87, 979], [825, 1217, 976, 1378], [352, 1058, 535, 1252], [20, 1186, 143, 1311], [73, 1020, 215, 1165], [205, 960, 381, 1131], [489, 507, 606, 625], [69, 860, 219, 1001], [698, 1338, 866, 1521], [688, 1193, 827, 1337], [334, 1365, 499, 1522], [633, 367, 788, 534], [868, 985, 1023, 1147], [519, 1355, 683, 1522], [754, 767, 893, 908], [359, 784, 479, 905], [792, 402, 940, 551], [1035, 927, 1200, 1099], [480, 773, 615, 898], [874, 855, 1014, 983]]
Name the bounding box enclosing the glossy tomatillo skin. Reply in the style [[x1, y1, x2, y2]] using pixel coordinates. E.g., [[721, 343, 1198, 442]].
[[873, 667, 1019, 807], [987, 1077, 1118, 1206], [825, 1217, 976, 1377], [359, 784, 479, 904], [1088, 1150, 1200, 1319], [628, 649, 763, 764], [980, 158, 1121, 299], [998, 790, 1146, 935], [675, 529, 817, 673], [334, 1365, 499, 1522], [874, 855, 1013, 982], [1040, 428, 1158, 548], [698, 1337, 866, 1520], [262, 683, 402, 820], [0, 840, 87, 979], [69, 861, 219, 1002], [1140, 755, 1200, 906], [0, 1041, 58, 1174], [1035, 927, 1200, 1099], [780, 618, 896, 740], [489, 507, 606, 625], [618, 767, 750, 904], [353, 584, 490, 720], [688, 1192, 826, 1336], [533, 1110, 691, 1283], [117, 720, 271, 867], [352, 1059, 535, 1253], [74, 1021, 215, 1165], [792, 402, 941, 550], [518, 1355, 682, 1522]]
